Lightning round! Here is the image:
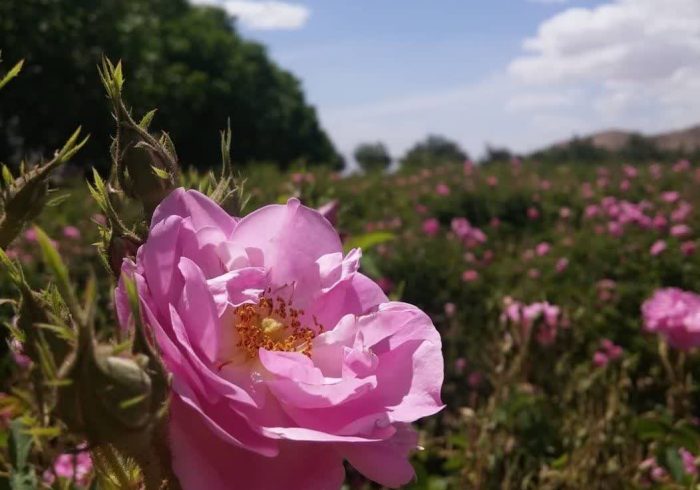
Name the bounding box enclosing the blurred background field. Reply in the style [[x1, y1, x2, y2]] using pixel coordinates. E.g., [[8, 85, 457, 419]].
[[3, 0, 700, 488]]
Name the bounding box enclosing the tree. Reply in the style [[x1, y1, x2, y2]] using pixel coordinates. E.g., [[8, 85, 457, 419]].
[[354, 142, 391, 173], [400, 135, 468, 169], [482, 144, 514, 165], [0, 0, 341, 171]]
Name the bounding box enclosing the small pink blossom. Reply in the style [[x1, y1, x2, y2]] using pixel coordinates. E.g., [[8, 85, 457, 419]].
[[422, 218, 440, 237], [486, 176, 498, 188], [681, 241, 697, 256], [454, 358, 467, 375], [467, 371, 483, 388], [555, 257, 569, 273], [435, 183, 450, 196], [592, 351, 609, 367], [661, 191, 680, 203], [527, 207, 539, 220], [535, 242, 551, 257], [23, 228, 37, 241], [680, 448, 697, 476], [670, 224, 691, 237], [62, 225, 81, 239], [462, 270, 479, 282], [444, 302, 456, 318], [43, 446, 93, 487], [650, 240, 667, 256]]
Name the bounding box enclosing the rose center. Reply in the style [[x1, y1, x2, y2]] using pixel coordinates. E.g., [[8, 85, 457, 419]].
[[233, 292, 321, 359]]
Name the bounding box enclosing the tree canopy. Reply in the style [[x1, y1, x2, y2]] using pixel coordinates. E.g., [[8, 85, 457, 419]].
[[0, 0, 341, 171], [400, 135, 468, 169], [354, 142, 391, 173]]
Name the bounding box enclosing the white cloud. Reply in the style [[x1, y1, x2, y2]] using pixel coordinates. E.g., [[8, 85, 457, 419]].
[[190, 0, 310, 30], [510, 0, 700, 84], [507, 0, 700, 135]]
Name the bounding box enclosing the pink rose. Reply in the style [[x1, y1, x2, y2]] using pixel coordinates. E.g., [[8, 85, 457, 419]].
[[116, 189, 444, 489], [43, 445, 92, 486], [422, 218, 440, 237], [650, 240, 667, 256], [62, 225, 81, 239], [642, 288, 700, 350]]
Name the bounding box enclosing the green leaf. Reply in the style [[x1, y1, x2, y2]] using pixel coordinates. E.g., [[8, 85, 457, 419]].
[[34, 226, 82, 322], [343, 231, 395, 253], [139, 109, 157, 129], [151, 165, 170, 180], [664, 447, 686, 482], [8, 419, 31, 470], [0, 59, 23, 91]]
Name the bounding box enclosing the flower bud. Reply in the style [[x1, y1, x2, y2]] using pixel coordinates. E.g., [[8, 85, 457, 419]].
[[108, 234, 141, 277]]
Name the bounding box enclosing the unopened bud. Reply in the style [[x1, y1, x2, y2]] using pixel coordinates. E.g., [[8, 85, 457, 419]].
[[108, 234, 141, 277]]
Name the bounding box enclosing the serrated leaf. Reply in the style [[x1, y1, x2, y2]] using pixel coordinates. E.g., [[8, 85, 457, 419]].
[[138, 109, 157, 130]]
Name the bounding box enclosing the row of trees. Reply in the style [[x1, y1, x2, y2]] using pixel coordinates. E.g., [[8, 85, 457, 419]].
[[353, 135, 468, 173], [356, 132, 700, 174], [0, 0, 342, 171]]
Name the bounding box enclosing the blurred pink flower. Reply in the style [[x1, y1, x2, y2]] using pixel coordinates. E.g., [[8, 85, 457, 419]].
[[642, 288, 700, 350], [23, 228, 37, 241], [670, 224, 691, 237], [62, 225, 81, 239], [462, 270, 479, 282], [414, 204, 428, 215], [681, 241, 697, 256], [535, 242, 551, 257], [527, 268, 540, 279], [10, 339, 31, 369], [673, 159, 691, 172], [486, 176, 498, 188], [527, 207, 539, 220], [422, 218, 440, 236], [559, 207, 571, 219], [592, 351, 609, 368], [661, 191, 679, 203], [467, 371, 483, 388], [43, 446, 92, 487], [680, 448, 697, 476], [672, 201, 692, 222], [650, 240, 667, 256], [555, 257, 569, 273], [454, 358, 467, 375], [435, 183, 450, 196], [444, 302, 456, 318], [115, 190, 444, 489]]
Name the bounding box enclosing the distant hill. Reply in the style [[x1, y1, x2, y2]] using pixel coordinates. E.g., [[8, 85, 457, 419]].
[[548, 124, 700, 154]]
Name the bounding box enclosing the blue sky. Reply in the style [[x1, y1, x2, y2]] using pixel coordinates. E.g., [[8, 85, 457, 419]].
[[193, 0, 700, 161]]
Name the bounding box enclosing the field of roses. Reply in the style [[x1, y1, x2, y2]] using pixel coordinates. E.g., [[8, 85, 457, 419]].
[[3, 152, 700, 488]]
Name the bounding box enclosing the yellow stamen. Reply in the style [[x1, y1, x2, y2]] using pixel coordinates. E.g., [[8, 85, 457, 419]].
[[233, 290, 322, 359]]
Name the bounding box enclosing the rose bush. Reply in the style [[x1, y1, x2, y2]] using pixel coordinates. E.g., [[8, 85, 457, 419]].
[[116, 188, 444, 489]]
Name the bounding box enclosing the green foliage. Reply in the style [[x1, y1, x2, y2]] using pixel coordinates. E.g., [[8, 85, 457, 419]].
[[353, 142, 392, 174], [400, 134, 468, 169], [0, 0, 341, 171]]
